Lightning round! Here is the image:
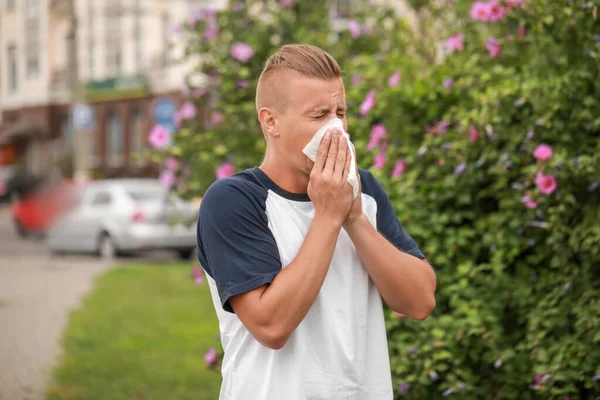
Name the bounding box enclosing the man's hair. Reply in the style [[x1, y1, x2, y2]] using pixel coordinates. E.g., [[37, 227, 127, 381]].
[[256, 44, 342, 113]]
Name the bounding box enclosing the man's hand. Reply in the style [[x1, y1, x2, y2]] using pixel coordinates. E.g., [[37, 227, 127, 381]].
[[344, 142, 363, 228], [308, 129, 353, 228]]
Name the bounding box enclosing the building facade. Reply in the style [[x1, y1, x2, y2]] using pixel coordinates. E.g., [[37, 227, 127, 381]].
[[0, 0, 223, 178]]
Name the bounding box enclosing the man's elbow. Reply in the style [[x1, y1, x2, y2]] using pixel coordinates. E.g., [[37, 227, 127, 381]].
[[255, 326, 290, 350], [411, 295, 436, 321]]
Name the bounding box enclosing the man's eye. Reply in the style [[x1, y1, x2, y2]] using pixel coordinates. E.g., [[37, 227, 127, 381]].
[[337, 113, 346, 118]]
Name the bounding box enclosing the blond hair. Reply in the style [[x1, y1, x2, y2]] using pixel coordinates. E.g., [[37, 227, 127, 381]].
[[256, 44, 342, 113]]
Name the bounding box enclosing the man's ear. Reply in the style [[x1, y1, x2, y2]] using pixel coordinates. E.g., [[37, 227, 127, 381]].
[[258, 107, 280, 139]]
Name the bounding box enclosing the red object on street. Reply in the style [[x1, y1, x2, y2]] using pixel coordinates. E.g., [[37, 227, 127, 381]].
[[11, 179, 82, 236]]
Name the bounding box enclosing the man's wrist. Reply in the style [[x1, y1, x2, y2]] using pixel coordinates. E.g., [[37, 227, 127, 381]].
[[343, 214, 369, 234]]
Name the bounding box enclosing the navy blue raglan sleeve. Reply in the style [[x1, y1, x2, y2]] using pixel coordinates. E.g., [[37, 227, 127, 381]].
[[196, 178, 282, 313], [359, 169, 426, 260]]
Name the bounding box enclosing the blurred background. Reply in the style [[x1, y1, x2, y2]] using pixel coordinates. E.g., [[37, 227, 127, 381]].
[[1, 0, 599, 399]]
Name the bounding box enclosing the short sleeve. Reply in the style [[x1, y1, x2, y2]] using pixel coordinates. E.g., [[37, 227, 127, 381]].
[[359, 169, 426, 260], [197, 178, 282, 313]]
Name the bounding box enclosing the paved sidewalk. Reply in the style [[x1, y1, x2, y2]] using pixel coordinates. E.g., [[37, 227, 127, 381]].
[[0, 255, 113, 400]]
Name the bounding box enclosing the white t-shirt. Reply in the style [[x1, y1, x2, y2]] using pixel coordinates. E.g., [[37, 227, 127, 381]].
[[197, 167, 425, 400]]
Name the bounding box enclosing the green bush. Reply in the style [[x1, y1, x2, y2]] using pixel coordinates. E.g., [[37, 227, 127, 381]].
[[154, 0, 600, 398]]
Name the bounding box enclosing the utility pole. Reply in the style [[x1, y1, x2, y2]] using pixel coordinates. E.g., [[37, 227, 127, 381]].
[[65, 0, 89, 182]]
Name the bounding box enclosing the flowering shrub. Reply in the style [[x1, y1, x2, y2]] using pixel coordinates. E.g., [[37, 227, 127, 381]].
[[159, 0, 600, 398]]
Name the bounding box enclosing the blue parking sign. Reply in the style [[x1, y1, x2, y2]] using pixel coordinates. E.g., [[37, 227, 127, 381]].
[[153, 98, 177, 125]]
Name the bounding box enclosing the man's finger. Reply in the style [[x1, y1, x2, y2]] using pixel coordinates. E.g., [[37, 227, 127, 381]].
[[323, 130, 341, 175], [313, 130, 332, 172], [335, 135, 348, 177], [343, 148, 351, 182]]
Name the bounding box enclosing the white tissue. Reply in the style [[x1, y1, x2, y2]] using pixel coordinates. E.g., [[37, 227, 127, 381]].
[[302, 118, 359, 199]]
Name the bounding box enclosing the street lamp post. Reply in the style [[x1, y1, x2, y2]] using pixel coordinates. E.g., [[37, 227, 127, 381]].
[[65, 0, 89, 182]]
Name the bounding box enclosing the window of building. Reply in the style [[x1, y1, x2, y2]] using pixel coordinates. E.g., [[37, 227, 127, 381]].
[[60, 113, 74, 151], [7, 44, 18, 92], [106, 110, 124, 166], [25, 0, 41, 79], [105, 0, 122, 76], [129, 107, 145, 163], [87, 0, 95, 79], [161, 12, 171, 68], [26, 0, 39, 17], [133, 0, 143, 72]]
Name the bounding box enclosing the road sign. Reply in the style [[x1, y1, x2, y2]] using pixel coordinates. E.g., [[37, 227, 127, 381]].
[[153, 98, 177, 125], [72, 103, 95, 130]]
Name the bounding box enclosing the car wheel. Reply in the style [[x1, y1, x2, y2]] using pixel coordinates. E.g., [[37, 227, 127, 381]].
[[98, 233, 117, 261], [177, 248, 195, 260]]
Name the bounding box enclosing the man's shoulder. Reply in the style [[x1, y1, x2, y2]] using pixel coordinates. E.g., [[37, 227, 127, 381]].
[[358, 168, 384, 197], [200, 168, 268, 215]]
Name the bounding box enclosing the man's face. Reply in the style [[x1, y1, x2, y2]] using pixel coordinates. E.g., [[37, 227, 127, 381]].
[[273, 75, 347, 175]]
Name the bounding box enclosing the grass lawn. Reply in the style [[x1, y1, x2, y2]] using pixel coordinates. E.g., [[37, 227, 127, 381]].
[[47, 261, 222, 400]]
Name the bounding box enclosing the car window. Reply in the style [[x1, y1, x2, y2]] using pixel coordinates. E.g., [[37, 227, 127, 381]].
[[91, 192, 112, 206], [127, 188, 165, 202]]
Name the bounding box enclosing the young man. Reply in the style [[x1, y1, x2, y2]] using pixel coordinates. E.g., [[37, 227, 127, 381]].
[[197, 44, 436, 400]]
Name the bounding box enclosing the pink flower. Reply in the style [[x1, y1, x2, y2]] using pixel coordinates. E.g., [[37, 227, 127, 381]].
[[173, 112, 182, 128], [193, 87, 207, 98], [159, 170, 175, 189], [210, 111, 223, 126], [165, 157, 179, 171], [148, 125, 170, 149], [216, 162, 235, 180], [506, 0, 524, 7], [443, 78, 454, 89], [388, 71, 401, 87], [178, 102, 197, 120], [487, 0, 506, 21], [231, 2, 244, 12], [455, 163, 467, 175], [533, 144, 552, 161], [392, 160, 407, 178], [518, 24, 526, 37], [486, 37, 502, 58], [204, 347, 218, 365], [236, 80, 249, 88], [204, 23, 219, 40], [426, 120, 450, 136], [468, 125, 480, 142], [373, 150, 387, 169], [230, 42, 255, 63], [279, 0, 294, 8], [446, 33, 464, 52], [535, 172, 557, 195], [359, 90, 376, 117], [191, 267, 204, 285], [348, 20, 361, 39], [471, 1, 491, 21], [522, 193, 538, 209], [187, 10, 203, 27], [367, 124, 388, 150], [351, 74, 361, 86], [171, 24, 183, 36]]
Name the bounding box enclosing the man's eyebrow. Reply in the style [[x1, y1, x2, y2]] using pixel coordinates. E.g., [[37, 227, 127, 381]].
[[305, 106, 330, 114]]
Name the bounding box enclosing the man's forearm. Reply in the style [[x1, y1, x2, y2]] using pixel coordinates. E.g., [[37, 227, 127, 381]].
[[257, 214, 341, 346], [344, 215, 436, 320]]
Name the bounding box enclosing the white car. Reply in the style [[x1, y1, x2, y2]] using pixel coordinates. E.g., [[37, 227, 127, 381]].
[[46, 179, 198, 259]]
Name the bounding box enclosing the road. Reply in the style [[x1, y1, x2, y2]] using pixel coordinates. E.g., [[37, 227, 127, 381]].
[[0, 206, 176, 400]]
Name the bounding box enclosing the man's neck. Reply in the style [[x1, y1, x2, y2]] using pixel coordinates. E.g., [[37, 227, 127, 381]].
[[259, 159, 309, 195]]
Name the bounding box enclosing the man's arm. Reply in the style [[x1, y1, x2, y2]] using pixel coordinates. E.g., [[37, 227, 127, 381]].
[[229, 129, 353, 349], [230, 215, 341, 349], [344, 215, 436, 320]]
